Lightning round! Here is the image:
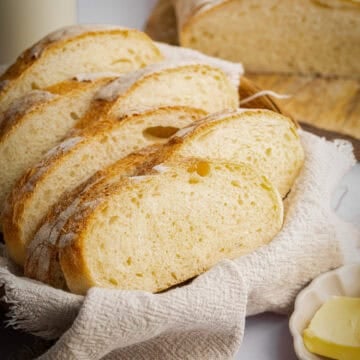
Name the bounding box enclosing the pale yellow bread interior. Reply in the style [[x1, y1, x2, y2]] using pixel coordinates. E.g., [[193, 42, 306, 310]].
[[58, 158, 283, 294]]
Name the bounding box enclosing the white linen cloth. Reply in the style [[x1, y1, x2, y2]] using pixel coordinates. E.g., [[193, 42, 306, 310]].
[[0, 130, 358, 360]]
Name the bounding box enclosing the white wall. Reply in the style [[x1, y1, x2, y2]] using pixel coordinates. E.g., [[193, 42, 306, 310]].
[[78, 0, 158, 30]]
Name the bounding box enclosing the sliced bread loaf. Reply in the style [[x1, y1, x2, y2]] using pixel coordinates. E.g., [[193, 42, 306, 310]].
[[3, 107, 205, 266], [76, 61, 239, 124], [57, 158, 283, 294], [0, 25, 163, 113], [0, 76, 116, 212], [173, 0, 360, 77], [25, 108, 302, 288]]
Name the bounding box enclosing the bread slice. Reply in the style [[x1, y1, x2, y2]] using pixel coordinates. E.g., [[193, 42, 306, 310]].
[[0, 25, 163, 113], [58, 158, 283, 294], [25, 145, 161, 289], [173, 0, 360, 77], [158, 108, 304, 198], [0, 76, 117, 212], [2, 107, 205, 266], [76, 61, 239, 124]]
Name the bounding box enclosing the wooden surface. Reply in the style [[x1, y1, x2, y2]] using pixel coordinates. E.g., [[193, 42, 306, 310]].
[[146, 0, 360, 142]]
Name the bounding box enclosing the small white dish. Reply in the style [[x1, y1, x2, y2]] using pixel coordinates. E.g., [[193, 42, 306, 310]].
[[289, 263, 360, 360]]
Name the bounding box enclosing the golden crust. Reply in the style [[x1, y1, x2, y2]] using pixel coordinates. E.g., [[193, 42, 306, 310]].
[[0, 28, 162, 98]]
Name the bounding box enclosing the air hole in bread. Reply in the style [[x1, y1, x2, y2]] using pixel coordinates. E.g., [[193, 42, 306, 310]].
[[189, 177, 200, 184], [231, 180, 240, 187], [189, 36, 197, 45], [171, 272, 177, 280], [126, 257, 132, 266], [184, 75, 193, 80], [142, 126, 179, 140], [70, 112, 80, 121], [31, 82, 40, 90], [196, 161, 211, 177], [111, 58, 132, 65], [260, 183, 272, 191], [265, 148, 272, 156], [101, 206, 109, 215], [100, 135, 109, 144], [136, 273, 143, 277], [109, 278, 118, 286], [109, 216, 119, 225]]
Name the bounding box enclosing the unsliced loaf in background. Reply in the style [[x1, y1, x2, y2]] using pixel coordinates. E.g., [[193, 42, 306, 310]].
[[0, 25, 163, 114], [172, 0, 360, 77], [0, 76, 116, 213], [2, 107, 205, 266], [58, 158, 283, 294]]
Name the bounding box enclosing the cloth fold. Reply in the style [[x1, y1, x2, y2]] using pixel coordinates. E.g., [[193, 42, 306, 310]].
[[0, 130, 358, 359]]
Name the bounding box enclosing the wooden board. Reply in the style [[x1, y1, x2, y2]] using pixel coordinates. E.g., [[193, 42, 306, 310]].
[[146, 0, 360, 142]]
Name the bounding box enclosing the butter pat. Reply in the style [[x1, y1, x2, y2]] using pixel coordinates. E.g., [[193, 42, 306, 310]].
[[303, 296, 360, 360]]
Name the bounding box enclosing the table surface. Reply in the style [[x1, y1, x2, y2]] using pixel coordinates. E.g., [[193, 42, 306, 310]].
[[1, 2, 360, 358]]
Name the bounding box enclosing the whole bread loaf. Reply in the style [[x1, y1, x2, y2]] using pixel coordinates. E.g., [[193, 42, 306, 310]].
[[0, 25, 163, 114], [52, 157, 284, 294], [170, 0, 360, 77]]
